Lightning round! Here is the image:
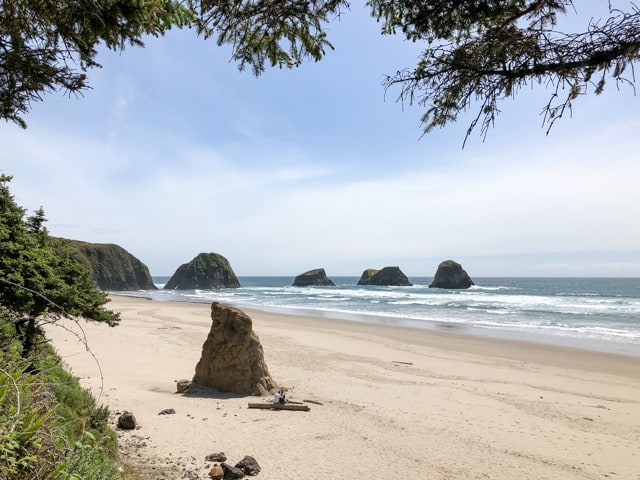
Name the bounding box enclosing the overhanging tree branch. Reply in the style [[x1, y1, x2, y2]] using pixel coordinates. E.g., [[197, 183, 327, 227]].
[[379, 1, 640, 144], [2, 0, 639, 140]]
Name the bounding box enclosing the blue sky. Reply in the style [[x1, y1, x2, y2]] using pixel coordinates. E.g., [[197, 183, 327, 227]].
[[3, 4, 640, 277]]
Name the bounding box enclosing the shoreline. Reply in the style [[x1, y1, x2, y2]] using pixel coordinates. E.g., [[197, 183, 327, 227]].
[[114, 291, 640, 359], [47, 295, 640, 480], [119, 294, 640, 376], [238, 304, 640, 379], [248, 303, 640, 359]]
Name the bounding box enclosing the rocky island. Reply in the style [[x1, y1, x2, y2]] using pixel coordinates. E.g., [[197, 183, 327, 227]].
[[164, 252, 240, 290], [357, 266, 412, 286], [292, 268, 335, 286], [429, 260, 474, 289]]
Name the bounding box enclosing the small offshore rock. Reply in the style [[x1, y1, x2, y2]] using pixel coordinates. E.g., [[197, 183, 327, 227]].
[[158, 408, 176, 415], [292, 268, 335, 286], [117, 411, 137, 430], [235, 456, 261, 476], [176, 379, 192, 393], [205, 452, 227, 462], [221, 462, 245, 479]]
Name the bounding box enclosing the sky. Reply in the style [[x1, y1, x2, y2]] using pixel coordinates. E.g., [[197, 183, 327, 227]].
[[3, 4, 640, 277]]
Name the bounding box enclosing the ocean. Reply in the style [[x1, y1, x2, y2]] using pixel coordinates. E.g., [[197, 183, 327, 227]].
[[116, 276, 640, 357]]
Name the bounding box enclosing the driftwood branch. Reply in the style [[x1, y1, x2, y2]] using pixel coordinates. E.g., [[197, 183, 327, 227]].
[[248, 402, 310, 411], [392, 360, 413, 365]]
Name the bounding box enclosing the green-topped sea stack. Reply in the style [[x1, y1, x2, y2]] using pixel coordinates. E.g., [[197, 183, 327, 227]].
[[358, 269, 378, 285], [165, 252, 240, 290], [357, 266, 412, 286], [429, 260, 474, 289], [52, 238, 156, 291], [292, 268, 335, 286]]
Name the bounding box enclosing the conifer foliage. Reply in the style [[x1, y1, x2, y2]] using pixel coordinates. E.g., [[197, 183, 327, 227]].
[[370, 0, 640, 142], [0, 0, 194, 128], [0, 175, 119, 357], [1, 1, 639, 138]]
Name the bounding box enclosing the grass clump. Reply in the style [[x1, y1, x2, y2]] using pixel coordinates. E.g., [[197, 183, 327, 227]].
[[0, 307, 122, 479]]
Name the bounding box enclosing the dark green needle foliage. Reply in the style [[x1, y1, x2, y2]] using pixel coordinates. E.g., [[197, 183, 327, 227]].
[[2, 0, 639, 141], [0, 174, 119, 357]]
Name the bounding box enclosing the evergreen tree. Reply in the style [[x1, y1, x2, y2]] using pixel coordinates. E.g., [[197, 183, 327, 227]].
[[0, 175, 119, 357]]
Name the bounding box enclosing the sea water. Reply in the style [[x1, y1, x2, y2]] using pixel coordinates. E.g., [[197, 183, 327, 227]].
[[115, 277, 640, 357]]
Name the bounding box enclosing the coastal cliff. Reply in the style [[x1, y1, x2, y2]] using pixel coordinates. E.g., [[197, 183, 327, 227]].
[[53, 238, 156, 291]]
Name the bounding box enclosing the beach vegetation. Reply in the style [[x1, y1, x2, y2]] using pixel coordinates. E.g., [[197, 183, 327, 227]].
[[0, 175, 149, 478], [1, 1, 639, 140], [0, 307, 121, 480], [0, 174, 125, 477]]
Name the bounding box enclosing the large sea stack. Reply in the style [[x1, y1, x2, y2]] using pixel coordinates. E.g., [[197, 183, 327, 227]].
[[292, 268, 335, 286], [429, 260, 474, 289], [165, 252, 240, 290], [193, 302, 277, 395], [52, 238, 156, 291], [357, 266, 412, 286]]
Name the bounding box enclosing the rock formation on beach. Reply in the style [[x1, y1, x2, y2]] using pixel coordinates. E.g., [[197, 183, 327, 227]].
[[292, 268, 335, 286], [164, 252, 240, 290], [357, 266, 413, 286], [117, 411, 137, 430], [52, 238, 156, 291], [429, 260, 474, 289], [193, 302, 277, 396]]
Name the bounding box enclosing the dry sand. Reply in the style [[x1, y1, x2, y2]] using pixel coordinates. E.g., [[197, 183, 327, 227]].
[[46, 295, 640, 480]]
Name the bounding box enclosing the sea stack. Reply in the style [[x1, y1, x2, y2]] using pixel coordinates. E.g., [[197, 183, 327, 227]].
[[292, 268, 335, 286], [164, 252, 240, 290], [193, 302, 277, 395], [357, 266, 412, 286], [429, 260, 474, 289]]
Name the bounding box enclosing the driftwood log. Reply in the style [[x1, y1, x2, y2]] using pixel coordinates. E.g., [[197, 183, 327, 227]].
[[248, 402, 310, 411]]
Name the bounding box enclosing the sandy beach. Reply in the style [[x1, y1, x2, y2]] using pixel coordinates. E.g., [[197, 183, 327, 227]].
[[46, 295, 640, 480]]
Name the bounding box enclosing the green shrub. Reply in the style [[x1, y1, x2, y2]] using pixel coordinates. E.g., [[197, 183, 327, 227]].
[[0, 310, 122, 479]]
